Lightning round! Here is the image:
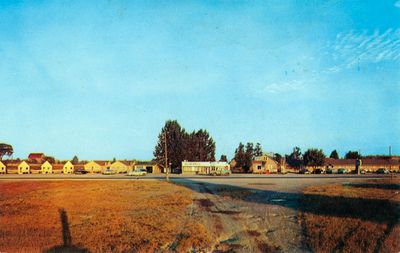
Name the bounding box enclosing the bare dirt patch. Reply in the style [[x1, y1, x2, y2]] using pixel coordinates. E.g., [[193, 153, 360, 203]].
[[0, 180, 210, 252], [300, 178, 400, 253]]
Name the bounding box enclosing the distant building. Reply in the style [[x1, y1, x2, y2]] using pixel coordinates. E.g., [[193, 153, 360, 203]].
[[63, 161, 74, 174], [18, 161, 30, 174], [41, 161, 53, 174], [28, 153, 46, 163], [110, 161, 132, 173], [181, 161, 230, 174], [251, 155, 279, 174], [84, 161, 104, 173], [320, 157, 400, 172], [0, 161, 6, 174], [134, 161, 162, 174]]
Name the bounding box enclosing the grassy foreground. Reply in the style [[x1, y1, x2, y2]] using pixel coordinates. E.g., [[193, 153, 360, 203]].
[[0, 180, 210, 252], [300, 178, 400, 253]]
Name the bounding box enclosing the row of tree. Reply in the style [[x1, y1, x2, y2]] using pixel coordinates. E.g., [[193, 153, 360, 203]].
[[285, 147, 363, 169], [153, 120, 216, 169]]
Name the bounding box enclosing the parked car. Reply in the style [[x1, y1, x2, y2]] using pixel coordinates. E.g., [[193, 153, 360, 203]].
[[210, 167, 231, 176], [127, 168, 147, 176], [102, 168, 116, 175], [299, 168, 310, 174], [74, 168, 88, 174], [337, 168, 348, 174], [313, 168, 323, 174], [376, 168, 390, 174]]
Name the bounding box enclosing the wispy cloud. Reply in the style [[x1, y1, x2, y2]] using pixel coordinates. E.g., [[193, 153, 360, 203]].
[[395, 0, 400, 8], [263, 80, 305, 93], [325, 28, 400, 72]]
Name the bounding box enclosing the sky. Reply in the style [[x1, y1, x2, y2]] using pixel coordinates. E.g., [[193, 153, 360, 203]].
[[1, 0, 399, 161]]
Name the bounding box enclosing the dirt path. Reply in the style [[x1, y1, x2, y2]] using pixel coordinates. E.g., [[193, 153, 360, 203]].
[[174, 176, 394, 252], [176, 179, 308, 253]]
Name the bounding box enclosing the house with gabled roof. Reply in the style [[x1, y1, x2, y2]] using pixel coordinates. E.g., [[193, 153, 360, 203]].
[[0, 161, 6, 174], [41, 161, 53, 174], [18, 161, 30, 174], [28, 153, 46, 163], [84, 161, 104, 173], [94, 160, 112, 172], [251, 155, 279, 174], [110, 161, 132, 173], [63, 161, 74, 174]]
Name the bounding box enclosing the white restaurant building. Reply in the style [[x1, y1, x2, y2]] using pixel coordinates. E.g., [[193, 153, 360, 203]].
[[181, 161, 230, 174]]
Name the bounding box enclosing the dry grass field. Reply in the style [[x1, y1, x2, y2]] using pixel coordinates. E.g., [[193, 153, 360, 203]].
[[0, 180, 210, 253], [300, 178, 400, 253]]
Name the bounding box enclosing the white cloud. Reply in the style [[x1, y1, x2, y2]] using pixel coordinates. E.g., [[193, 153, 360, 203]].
[[395, 0, 400, 8], [263, 80, 305, 93], [325, 28, 400, 72]]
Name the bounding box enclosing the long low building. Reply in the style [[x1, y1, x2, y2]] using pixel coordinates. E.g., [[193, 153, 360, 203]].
[[181, 161, 230, 174], [307, 157, 400, 172]]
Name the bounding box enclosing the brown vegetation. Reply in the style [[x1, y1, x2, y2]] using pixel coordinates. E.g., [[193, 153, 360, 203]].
[[300, 178, 400, 253], [0, 180, 210, 252]]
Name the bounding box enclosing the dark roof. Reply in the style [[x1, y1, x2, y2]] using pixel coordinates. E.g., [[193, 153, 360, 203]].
[[324, 158, 356, 166], [28, 163, 41, 171], [28, 153, 45, 159], [52, 163, 64, 170], [94, 160, 110, 166], [135, 161, 157, 166], [324, 158, 400, 166]]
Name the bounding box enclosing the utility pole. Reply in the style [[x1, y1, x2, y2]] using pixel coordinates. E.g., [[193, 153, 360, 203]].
[[164, 131, 169, 181]]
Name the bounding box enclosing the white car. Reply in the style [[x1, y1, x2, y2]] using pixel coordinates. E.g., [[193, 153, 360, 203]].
[[127, 168, 147, 176]]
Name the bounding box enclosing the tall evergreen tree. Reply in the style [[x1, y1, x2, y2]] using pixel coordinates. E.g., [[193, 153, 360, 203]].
[[254, 143, 263, 157], [329, 150, 339, 159], [234, 142, 246, 169], [243, 142, 254, 172], [185, 129, 216, 162], [219, 154, 228, 162], [153, 120, 187, 169], [72, 155, 79, 165]]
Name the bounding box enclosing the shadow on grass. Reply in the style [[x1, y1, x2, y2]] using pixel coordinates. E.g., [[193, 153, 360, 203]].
[[174, 178, 399, 225], [43, 209, 90, 253], [174, 178, 399, 252], [346, 183, 400, 190]]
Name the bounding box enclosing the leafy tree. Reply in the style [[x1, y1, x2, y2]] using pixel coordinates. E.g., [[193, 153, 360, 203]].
[[219, 154, 228, 162], [254, 143, 263, 157], [286, 146, 303, 169], [72, 155, 79, 164], [0, 143, 13, 160], [112, 157, 116, 162], [329, 150, 339, 159], [303, 148, 326, 168], [345, 151, 362, 159], [154, 120, 187, 169]]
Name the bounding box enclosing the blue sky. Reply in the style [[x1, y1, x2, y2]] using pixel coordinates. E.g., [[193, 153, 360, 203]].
[[1, 0, 399, 160]]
